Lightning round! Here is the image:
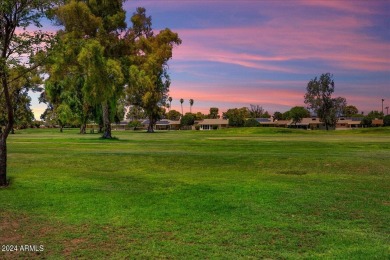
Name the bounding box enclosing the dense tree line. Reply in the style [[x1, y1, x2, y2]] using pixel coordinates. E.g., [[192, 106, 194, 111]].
[[41, 2, 181, 135]]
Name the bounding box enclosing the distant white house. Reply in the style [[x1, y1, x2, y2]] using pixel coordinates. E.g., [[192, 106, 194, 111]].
[[197, 118, 229, 130]]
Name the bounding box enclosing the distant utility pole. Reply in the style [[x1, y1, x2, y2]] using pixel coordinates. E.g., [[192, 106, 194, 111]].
[[386, 106, 389, 115], [382, 99, 385, 114]]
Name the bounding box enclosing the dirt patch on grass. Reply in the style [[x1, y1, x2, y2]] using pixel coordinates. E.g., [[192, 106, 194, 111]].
[[0, 211, 137, 259]]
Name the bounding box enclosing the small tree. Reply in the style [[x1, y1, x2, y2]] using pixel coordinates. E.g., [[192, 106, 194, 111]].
[[128, 120, 142, 130], [224, 108, 248, 127], [304, 73, 345, 130], [56, 104, 76, 132], [249, 104, 264, 118], [383, 115, 390, 126], [194, 112, 205, 120], [289, 106, 310, 126], [343, 105, 359, 117], [273, 111, 283, 121], [167, 109, 181, 121], [261, 111, 271, 118], [180, 113, 195, 128], [244, 118, 260, 127], [208, 107, 219, 119], [126, 106, 146, 121]]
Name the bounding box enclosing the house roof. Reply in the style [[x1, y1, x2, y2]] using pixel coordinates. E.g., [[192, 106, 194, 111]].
[[198, 118, 229, 125], [299, 118, 322, 125], [337, 119, 362, 125], [255, 118, 272, 123], [274, 120, 292, 125], [156, 119, 181, 125]]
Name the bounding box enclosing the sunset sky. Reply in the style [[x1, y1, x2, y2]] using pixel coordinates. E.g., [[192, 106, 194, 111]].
[[31, 0, 390, 118]]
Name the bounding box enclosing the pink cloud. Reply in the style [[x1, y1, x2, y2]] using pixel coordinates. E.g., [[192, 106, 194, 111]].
[[167, 81, 305, 114], [172, 12, 390, 73], [298, 0, 384, 15]]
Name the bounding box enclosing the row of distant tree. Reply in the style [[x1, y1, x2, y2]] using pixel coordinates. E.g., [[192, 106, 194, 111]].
[[151, 74, 390, 128]]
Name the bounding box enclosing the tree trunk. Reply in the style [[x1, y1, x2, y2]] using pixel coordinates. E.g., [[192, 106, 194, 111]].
[[0, 137, 7, 186], [147, 116, 155, 133], [0, 74, 14, 186], [60, 125, 63, 133], [80, 123, 86, 134], [102, 101, 112, 138]]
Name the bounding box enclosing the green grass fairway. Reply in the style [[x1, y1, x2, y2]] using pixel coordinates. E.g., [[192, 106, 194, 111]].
[[1, 127, 389, 259]]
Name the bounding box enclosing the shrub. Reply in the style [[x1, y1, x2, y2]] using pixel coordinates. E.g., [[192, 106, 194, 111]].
[[244, 118, 260, 127], [195, 125, 200, 130], [128, 120, 142, 130], [384, 115, 390, 126], [212, 125, 218, 130]]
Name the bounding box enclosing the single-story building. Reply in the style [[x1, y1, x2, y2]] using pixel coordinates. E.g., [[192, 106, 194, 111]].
[[141, 119, 181, 130], [156, 120, 181, 130], [198, 118, 229, 130], [336, 118, 363, 129], [371, 119, 384, 127]]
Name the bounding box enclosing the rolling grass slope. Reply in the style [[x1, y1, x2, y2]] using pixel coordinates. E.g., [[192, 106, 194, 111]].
[[1, 127, 389, 259]]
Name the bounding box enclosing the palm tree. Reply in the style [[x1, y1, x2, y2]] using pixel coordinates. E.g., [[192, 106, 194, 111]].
[[189, 99, 194, 113], [180, 98, 184, 115], [168, 97, 172, 111]]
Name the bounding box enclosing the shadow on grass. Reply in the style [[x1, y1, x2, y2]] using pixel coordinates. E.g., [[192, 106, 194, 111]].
[[276, 170, 308, 175]]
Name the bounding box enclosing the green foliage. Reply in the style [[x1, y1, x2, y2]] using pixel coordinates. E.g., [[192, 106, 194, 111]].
[[125, 9, 181, 132], [194, 112, 205, 120], [128, 120, 142, 130], [45, 0, 128, 138], [343, 105, 359, 117], [208, 107, 219, 119], [289, 106, 310, 125], [384, 115, 390, 126], [56, 103, 76, 127], [167, 110, 181, 121], [126, 106, 145, 121], [189, 99, 194, 113], [224, 107, 249, 127], [282, 111, 291, 120], [1, 0, 56, 149], [77, 40, 124, 104], [180, 113, 195, 126], [0, 69, 36, 130], [367, 110, 384, 119], [261, 111, 271, 118], [244, 118, 260, 127], [56, 1, 102, 37], [304, 73, 346, 130], [273, 111, 283, 121]]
